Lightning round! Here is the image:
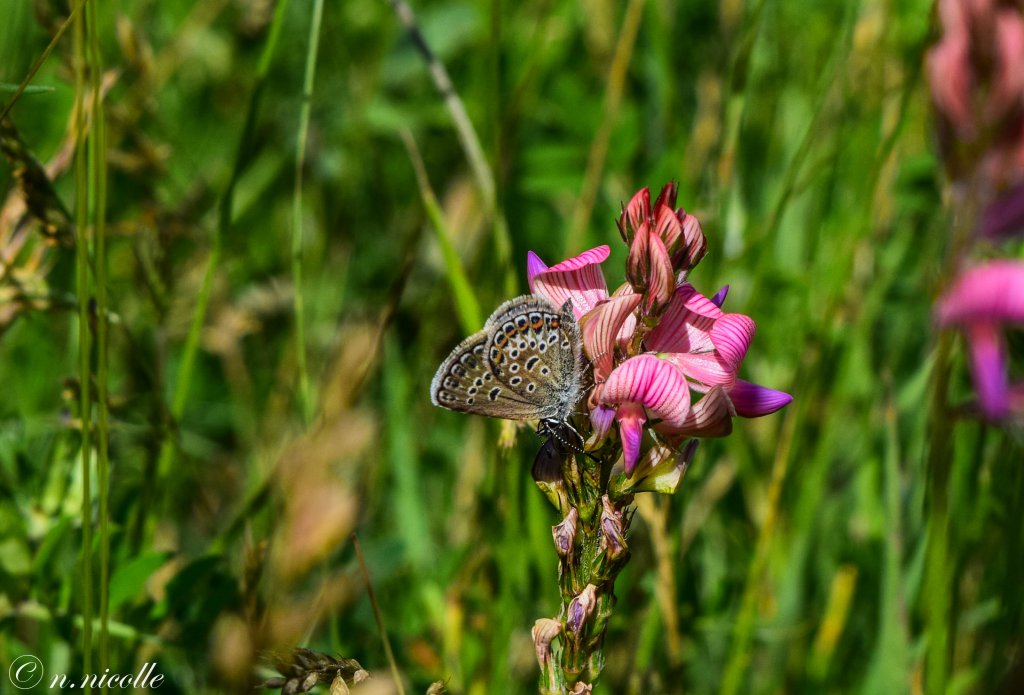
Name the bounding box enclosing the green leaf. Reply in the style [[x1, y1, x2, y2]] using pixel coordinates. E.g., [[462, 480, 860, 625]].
[[109, 551, 170, 611]]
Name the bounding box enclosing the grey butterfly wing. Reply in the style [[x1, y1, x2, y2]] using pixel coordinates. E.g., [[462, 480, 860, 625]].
[[430, 326, 547, 419], [484, 295, 583, 421], [431, 331, 495, 414]]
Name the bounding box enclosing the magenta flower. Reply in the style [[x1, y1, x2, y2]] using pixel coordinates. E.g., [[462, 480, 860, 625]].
[[936, 260, 1024, 420], [527, 183, 792, 475]]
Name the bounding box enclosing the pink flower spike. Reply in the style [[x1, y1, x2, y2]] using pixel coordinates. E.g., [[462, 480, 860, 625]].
[[616, 402, 647, 475], [936, 260, 1024, 323], [729, 379, 793, 418], [580, 294, 643, 383], [965, 323, 1010, 419], [710, 314, 756, 371], [526, 251, 549, 293], [531, 245, 611, 319], [600, 355, 692, 430]]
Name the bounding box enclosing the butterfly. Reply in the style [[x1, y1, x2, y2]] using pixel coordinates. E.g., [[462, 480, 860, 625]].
[[430, 295, 586, 447]]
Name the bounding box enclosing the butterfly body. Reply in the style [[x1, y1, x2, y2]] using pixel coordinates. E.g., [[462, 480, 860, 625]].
[[430, 295, 584, 431]]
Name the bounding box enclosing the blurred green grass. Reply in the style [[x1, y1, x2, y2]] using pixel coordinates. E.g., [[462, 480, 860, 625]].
[[1, 0, 1022, 693]]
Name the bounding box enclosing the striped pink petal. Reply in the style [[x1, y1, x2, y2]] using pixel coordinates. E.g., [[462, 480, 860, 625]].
[[526, 251, 549, 293], [624, 187, 651, 234], [652, 181, 678, 212], [611, 283, 640, 344], [710, 313, 756, 370], [646, 285, 719, 353], [653, 204, 683, 252], [676, 211, 707, 269], [646, 230, 675, 311], [681, 283, 725, 319], [661, 352, 736, 392], [599, 355, 692, 430], [729, 379, 793, 418], [531, 245, 611, 319], [580, 294, 643, 383], [965, 322, 1010, 419], [615, 402, 647, 475], [936, 261, 1024, 324], [627, 223, 650, 288], [656, 386, 734, 437]]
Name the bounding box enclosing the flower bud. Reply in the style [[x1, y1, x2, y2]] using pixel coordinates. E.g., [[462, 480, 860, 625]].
[[532, 618, 562, 669], [599, 496, 628, 564], [552, 507, 579, 562], [566, 584, 598, 642]]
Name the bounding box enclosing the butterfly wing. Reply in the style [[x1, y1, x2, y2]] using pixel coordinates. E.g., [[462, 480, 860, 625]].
[[484, 296, 583, 422], [430, 329, 549, 419]]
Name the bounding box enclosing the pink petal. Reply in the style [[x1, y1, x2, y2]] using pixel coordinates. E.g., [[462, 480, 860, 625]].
[[966, 322, 1010, 419], [611, 283, 640, 345], [936, 261, 1024, 324], [661, 352, 736, 391], [681, 283, 725, 319], [616, 402, 646, 475], [531, 245, 611, 319], [646, 285, 718, 353], [991, 10, 1024, 120], [526, 251, 549, 293], [657, 386, 734, 438], [927, 32, 973, 134], [600, 355, 691, 429], [676, 211, 707, 269], [710, 313, 756, 371], [729, 379, 793, 418], [652, 182, 678, 212], [624, 188, 651, 234], [580, 294, 643, 383], [645, 230, 675, 311], [627, 223, 650, 289], [653, 204, 683, 252]]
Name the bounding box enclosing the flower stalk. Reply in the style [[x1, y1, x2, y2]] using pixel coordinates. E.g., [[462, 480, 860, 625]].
[[527, 183, 791, 692]]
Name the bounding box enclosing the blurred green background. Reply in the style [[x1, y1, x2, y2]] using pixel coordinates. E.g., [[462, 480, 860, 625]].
[[1, 0, 1021, 693]]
